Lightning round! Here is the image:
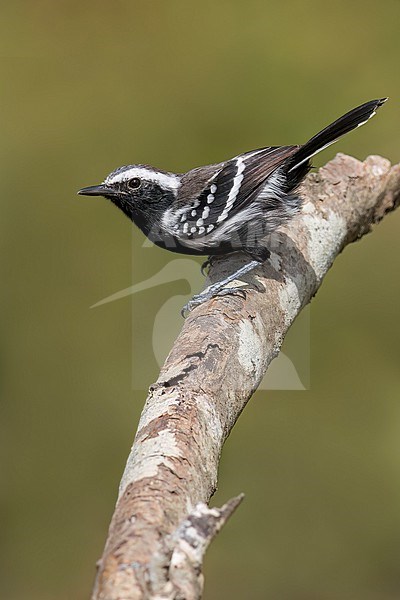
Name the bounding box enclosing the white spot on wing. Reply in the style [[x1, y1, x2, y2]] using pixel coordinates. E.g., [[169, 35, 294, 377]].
[[202, 206, 210, 219]]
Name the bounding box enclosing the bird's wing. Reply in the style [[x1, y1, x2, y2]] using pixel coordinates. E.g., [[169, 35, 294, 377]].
[[169, 146, 298, 238], [210, 145, 299, 209]]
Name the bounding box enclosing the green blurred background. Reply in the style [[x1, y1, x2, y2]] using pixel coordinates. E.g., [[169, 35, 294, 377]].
[[1, 1, 400, 598]]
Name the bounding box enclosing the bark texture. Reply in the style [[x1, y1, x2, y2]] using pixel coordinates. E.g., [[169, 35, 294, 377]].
[[92, 154, 400, 600]]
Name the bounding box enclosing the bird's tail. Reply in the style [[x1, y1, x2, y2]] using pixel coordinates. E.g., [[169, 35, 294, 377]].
[[288, 98, 387, 174]]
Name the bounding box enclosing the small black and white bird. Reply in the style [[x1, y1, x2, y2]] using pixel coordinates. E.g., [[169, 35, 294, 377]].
[[78, 98, 386, 312]]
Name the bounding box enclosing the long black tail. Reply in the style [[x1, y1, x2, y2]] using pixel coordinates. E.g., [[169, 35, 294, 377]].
[[288, 98, 387, 174]]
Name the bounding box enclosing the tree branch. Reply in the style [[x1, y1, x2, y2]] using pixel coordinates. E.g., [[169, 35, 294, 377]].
[[91, 153, 400, 600]]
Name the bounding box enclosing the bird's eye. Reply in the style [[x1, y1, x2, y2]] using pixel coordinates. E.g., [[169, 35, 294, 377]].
[[128, 177, 141, 189]]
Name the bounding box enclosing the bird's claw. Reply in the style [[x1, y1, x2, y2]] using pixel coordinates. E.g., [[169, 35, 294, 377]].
[[200, 257, 214, 276], [182, 258, 260, 316], [181, 285, 248, 317], [200, 260, 209, 277], [181, 290, 214, 316]]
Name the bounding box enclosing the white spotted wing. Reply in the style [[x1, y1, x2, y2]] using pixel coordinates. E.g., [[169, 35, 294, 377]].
[[165, 145, 299, 241]]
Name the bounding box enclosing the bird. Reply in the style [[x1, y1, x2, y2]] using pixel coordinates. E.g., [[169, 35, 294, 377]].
[[78, 98, 387, 313]]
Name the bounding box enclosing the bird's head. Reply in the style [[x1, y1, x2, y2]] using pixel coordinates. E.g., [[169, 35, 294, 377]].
[[78, 164, 181, 233]]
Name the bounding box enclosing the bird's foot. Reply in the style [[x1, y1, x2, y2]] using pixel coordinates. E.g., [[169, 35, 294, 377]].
[[182, 259, 261, 316], [181, 283, 248, 316]]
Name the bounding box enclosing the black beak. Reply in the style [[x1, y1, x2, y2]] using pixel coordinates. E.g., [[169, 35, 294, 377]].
[[77, 184, 116, 197]]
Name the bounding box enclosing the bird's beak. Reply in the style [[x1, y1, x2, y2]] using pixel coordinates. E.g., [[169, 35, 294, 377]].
[[77, 184, 117, 197]]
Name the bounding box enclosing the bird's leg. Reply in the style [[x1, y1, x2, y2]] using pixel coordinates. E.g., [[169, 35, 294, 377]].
[[183, 259, 261, 314]]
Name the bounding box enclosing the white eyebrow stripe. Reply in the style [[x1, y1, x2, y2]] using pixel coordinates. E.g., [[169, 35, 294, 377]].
[[105, 166, 181, 191]]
